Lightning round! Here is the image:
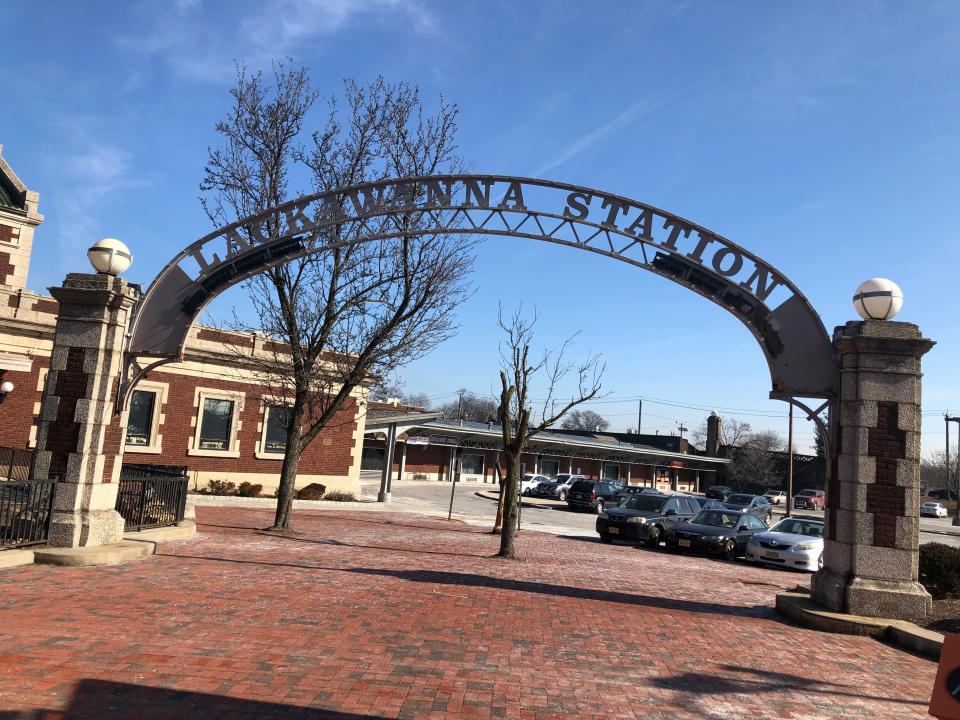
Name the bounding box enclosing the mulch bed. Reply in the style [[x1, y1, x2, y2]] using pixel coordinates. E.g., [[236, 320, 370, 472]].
[[924, 598, 960, 634]]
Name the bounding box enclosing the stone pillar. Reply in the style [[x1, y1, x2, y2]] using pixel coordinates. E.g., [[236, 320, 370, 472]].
[[811, 320, 934, 620], [33, 273, 137, 548]]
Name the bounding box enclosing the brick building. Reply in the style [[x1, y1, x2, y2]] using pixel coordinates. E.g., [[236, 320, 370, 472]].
[[363, 407, 729, 493], [0, 147, 364, 496]]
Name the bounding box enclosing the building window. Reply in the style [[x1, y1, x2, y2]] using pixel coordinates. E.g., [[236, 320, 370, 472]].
[[199, 398, 234, 450], [540, 459, 560, 478], [461, 453, 484, 475], [263, 405, 290, 454], [125, 390, 156, 447]]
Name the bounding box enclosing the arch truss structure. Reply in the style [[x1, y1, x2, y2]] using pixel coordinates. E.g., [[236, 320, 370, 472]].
[[126, 174, 837, 406]]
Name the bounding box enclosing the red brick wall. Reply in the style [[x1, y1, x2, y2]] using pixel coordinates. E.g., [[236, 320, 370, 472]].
[[124, 370, 358, 477], [0, 357, 47, 449]]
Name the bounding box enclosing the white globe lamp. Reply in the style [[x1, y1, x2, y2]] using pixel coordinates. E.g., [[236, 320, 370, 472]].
[[0, 381, 12, 394], [853, 278, 903, 320], [87, 238, 132, 276]]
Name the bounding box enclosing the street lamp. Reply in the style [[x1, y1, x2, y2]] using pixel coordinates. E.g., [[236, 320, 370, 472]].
[[0, 380, 13, 404], [87, 238, 133, 276], [853, 278, 903, 320]]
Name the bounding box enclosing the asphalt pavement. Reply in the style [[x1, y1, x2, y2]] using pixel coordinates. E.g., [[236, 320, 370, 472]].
[[360, 478, 960, 547]]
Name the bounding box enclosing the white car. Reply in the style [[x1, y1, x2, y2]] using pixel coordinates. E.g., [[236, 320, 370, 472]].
[[764, 490, 786, 505], [745, 517, 824, 572], [520, 474, 549, 496], [921, 502, 949, 518]]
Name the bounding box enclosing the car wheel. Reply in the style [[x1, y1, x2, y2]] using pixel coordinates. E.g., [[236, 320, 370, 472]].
[[817, 552, 824, 570], [722, 540, 737, 561], [646, 525, 661, 549], [558, 491, 567, 501], [600, 534, 612, 544], [595, 499, 605, 513]]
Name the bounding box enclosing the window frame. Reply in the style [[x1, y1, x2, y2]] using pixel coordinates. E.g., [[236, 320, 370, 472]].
[[122, 381, 168, 455], [255, 397, 293, 460], [188, 388, 245, 458]]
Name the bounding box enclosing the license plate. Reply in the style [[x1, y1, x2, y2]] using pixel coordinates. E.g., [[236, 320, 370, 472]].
[[573, 494, 583, 500], [609, 527, 619, 535], [679, 539, 691, 548], [764, 551, 780, 560]]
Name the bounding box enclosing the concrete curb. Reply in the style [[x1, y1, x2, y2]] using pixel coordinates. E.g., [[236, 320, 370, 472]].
[[33, 540, 154, 567], [124, 520, 197, 549], [188, 495, 369, 509], [0, 548, 35, 570], [775, 591, 944, 661]]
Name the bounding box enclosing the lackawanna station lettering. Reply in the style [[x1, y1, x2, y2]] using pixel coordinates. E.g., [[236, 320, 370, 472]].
[[180, 175, 790, 308]]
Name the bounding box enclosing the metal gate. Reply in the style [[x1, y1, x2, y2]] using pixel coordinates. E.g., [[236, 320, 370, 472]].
[[115, 464, 189, 532], [0, 448, 53, 550]]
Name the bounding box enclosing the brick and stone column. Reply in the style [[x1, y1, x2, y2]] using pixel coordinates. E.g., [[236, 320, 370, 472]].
[[811, 320, 934, 620], [32, 273, 137, 548]]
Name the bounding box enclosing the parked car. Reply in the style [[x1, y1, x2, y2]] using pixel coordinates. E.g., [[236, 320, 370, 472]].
[[597, 493, 702, 547], [533, 474, 586, 501], [665, 509, 768, 560], [921, 502, 949, 518], [927, 488, 957, 501], [705, 485, 734, 501], [520, 474, 549, 496], [616, 485, 663, 500], [793, 489, 826, 510], [566, 479, 622, 513], [764, 490, 787, 506], [722, 493, 773, 523], [746, 517, 824, 572]]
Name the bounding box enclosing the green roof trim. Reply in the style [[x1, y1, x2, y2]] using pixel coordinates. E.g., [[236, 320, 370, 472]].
[[0, 176, 23, 211]]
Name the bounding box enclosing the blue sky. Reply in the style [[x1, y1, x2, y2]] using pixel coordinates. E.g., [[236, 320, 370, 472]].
[[2, 1, 959, 454]]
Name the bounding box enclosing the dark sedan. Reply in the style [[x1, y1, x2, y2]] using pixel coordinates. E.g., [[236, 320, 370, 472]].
[[722, 493, 773, 523], [596, 493, 702, 547], [664, 509, 769, 560], [705, 485, 734, 501]]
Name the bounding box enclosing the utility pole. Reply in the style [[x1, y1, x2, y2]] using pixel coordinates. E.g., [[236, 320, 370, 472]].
[[786, 404, 794, 518], [457, 388, 466, 426], [676, 422, 687, 439], [637, 400, 642, 436], [946, 414, 960, 526]]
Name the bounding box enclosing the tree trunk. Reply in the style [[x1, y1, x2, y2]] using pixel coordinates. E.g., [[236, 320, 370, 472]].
[[492, 462, 505, 534], [270, 397, 307, 531], [497, 454, 521, 558]]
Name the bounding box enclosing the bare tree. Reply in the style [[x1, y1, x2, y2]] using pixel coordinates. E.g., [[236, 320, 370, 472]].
[[728, 430, 783, 491], [439, 393, 498, 423], [560, 409, 609, 432], [201, 64, 473, 531], [690, 420, 709, 450], [720, 418, 752, 451], [493, 306, 604, 558]]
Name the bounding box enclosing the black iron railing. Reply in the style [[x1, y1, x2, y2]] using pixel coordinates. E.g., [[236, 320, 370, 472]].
[[115, 464, 189, 532], [0, 448, 52, 550]]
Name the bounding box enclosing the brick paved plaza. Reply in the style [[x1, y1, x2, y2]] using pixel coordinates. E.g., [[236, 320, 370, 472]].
[[0, 507, 936, 719]]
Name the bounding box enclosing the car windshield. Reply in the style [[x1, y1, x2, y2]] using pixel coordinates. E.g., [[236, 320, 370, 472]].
[[770, 519, 824, 537], [554, 475, 570, 483], [691, 510, 741, 528], [571, 480, 594, 492], [796, 490, 816, 497], [726, 494, 753, 505], [618, 495, 667, 512]]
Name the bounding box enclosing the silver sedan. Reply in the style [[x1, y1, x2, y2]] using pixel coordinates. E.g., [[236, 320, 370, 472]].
[[745, 517, 824, 572]]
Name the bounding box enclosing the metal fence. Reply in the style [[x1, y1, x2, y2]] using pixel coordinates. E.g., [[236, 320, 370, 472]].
[[115, 464, 189, 532], [0, 448, 53, 550]]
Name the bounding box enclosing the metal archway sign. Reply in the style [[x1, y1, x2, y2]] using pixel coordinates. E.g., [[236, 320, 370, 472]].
[[126, 174, 837, 400]]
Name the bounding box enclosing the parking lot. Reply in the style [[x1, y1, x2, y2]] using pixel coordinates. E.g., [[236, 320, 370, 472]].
[[0, 505, 936, 719], [366, 480, 960, 549]]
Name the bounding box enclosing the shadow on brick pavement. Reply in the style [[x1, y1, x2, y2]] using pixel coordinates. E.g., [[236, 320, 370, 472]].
[[0, 506, 938, 720]]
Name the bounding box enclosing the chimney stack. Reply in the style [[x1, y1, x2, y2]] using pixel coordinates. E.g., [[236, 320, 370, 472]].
[[706, 411, 721, 457]]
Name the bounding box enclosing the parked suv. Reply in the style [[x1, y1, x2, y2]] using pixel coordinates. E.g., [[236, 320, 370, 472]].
[[722, 493, 773, 523], [532, 474, 587, 501], [567, 479, 622, 513], [705, 485, 734, 501], [793, 489, 826, 510], [596, 493, 702, 547]]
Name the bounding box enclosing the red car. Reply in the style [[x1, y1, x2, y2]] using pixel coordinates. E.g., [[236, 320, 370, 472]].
[[793, 489, 825, 510]]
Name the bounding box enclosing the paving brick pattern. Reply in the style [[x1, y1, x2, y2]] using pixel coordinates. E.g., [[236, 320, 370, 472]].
[[0, 507, 936, 719]]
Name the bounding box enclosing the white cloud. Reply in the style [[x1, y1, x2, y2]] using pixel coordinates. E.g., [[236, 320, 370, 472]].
[[47, 140, 149, 275], [117, 0, 437, 84]]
